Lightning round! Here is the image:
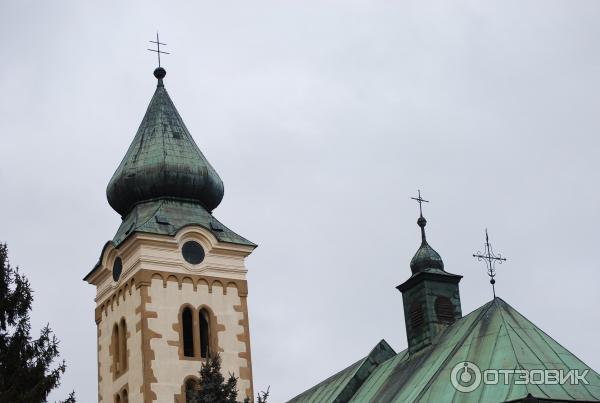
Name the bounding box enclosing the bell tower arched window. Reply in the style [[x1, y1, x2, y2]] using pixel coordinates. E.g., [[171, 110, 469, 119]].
[[185, 378, 200, 403], [199, 308, 211, 358], [119, 318, 127, 371], [179, 305, 215, 360], [182, 307, 195, 357], [111, 319, 128, 377], [112, 324, 120, 374]]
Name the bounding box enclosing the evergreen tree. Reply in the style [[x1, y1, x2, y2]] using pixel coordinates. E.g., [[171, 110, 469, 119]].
[[191, 353, 268, 403], [254, 387, 269, 403], [192, 353, 238, 402], [0, 243, 75, 403]]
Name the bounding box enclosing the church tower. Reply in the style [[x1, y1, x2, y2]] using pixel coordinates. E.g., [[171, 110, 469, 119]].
[[84, 66, 256, 402]]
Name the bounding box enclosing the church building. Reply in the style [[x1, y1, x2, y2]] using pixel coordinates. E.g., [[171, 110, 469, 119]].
[[82, 59, 600, 403], [84, 65, 255, 402], [288, 205, 600, 402]]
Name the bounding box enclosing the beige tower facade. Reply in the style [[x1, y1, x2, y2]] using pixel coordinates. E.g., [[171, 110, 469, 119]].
[[85, 66, 256, 402]]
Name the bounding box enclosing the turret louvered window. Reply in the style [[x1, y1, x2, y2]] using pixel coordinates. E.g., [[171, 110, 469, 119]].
[[410, 302, 424, 329], [435, 296, 455, 323]]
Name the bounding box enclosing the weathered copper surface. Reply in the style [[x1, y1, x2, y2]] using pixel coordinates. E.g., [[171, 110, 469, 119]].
[[106, 73, 224, 216], [288, 298, 600, 402]]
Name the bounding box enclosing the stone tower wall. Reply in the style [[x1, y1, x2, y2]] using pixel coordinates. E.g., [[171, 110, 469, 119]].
[[90, 228, 254, 402]]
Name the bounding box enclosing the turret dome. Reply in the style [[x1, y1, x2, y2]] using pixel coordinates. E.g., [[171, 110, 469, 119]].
[[409, 215, 445, 273], [106, 69, 224, 216]]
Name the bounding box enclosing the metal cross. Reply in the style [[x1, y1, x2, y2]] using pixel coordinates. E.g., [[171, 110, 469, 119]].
[[473, 229, 507, 298], [411, 190, 429, 217], [147, 32, 169, 67]]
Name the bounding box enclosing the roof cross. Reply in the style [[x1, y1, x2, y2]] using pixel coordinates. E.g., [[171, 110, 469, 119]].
[[147, 32, 169, 67], [473, 229, 507, 298], [411, 190, 429, 218]]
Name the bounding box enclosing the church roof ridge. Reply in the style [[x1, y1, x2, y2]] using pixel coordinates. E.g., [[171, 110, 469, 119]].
[[287, 340, 396, 403]]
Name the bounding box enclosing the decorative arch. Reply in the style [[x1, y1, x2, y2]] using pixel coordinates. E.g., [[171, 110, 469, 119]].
[[181, 276, 194, 291], [167, 275, 179, 289], [197, 278, 209, 292], [226, 282, 238, 296], [211, 280, 223, 295], [174, 225, 218, 251], [151, 272, 165, 288]]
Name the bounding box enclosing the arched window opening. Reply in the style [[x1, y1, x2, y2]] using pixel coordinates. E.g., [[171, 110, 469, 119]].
[[119, 319, 128, 372], [182, 307, 195, 357], [112, 324, 120, 374], [185, 378, 200, 403], [199, 309, 210, 358], [115, 393, 121, 403], [121, 388, 128, 403]]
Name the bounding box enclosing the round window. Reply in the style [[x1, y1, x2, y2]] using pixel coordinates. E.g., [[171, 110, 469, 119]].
[[182, 241, 205, 265], [112, 257, 123, 281]]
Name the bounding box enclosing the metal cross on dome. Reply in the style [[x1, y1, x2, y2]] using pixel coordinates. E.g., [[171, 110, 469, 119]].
[[473, 229, 507, 299], [411, 189, 429, 217], [147, 32, 170, 67]]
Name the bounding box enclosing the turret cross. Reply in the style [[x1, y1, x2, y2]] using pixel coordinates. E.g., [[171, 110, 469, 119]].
[[148, 32, 170, 67], [411, 190, 429, 217]]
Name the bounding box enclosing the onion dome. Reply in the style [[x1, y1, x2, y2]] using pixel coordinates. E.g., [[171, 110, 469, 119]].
[[410, 215, 444, 273], [107, 68, 224, 217]]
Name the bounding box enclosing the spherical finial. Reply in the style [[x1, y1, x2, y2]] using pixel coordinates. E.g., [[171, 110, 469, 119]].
[[154, 67, 166, 80], [490, 278, 496, 285], [417, 216, 427, 228]]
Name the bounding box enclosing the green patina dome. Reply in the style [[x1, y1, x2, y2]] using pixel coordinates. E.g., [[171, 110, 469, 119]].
[[106, 69, 224, 216], [409, 216, 444, 273], [410, 242, 444, 273]]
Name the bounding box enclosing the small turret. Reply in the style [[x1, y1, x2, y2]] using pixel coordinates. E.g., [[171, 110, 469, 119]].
[[397, 192, 462, 355]]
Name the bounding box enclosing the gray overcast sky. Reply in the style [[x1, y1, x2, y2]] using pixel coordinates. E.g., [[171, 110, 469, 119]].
[[1, 1, 599, 402]]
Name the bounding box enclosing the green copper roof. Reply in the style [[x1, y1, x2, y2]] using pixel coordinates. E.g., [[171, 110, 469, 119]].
[[112, 199, 255, 248], [288, 298, 600, 403], [288, 340, 396, 403], [106, 68, 224, 217]]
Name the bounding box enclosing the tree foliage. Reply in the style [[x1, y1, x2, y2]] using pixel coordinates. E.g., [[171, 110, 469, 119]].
[[0, 243, 75, 403], [190, 353, 268, 403]]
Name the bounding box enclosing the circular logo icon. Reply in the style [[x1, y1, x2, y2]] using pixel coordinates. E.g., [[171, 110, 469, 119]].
[[451, 361, 481, 393]]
